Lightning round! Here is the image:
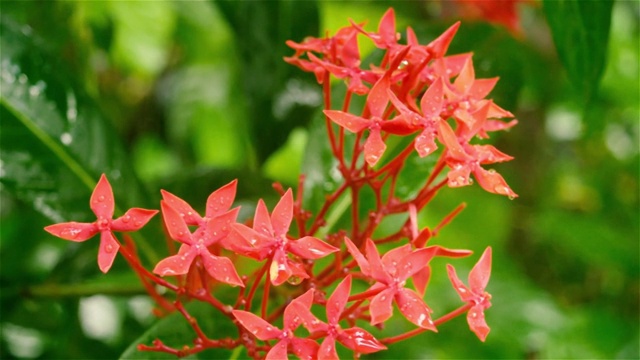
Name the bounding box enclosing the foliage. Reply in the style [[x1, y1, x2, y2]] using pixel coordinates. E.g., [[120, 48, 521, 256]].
[[1, 1, 637, 359]]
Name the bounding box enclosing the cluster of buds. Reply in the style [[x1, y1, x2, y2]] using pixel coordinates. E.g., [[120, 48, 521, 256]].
[[45, 8, 517, 359]]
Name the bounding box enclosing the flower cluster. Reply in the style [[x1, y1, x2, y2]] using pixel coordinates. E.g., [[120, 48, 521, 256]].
[[45, 8, 516, 359]]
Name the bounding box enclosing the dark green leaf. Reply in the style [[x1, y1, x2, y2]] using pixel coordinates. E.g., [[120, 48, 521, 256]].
[[543, 0, 614, 102]]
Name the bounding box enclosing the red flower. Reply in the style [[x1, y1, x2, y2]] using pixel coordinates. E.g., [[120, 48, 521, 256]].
[[296, 275, 386, 359], [233, 290, 319, 360], [447, 246, 493, 341], [160, 179, 237, 227], [44, 174, 158, 273], [232, 189, 338, 286], [345, 237, 437, 331], [153, 200, 244, 287]]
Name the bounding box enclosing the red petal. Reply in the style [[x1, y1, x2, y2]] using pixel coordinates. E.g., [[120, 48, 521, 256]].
[[265, 340, 289, 360], [426, 21, 460, 58], [430, 245, 473, 258], [365, 239, 391, 283], [160, 201, 193, 244], [290, 338, 320, 360], [204, 207, 240, 245], [205, 179, 237, 218], [323, 110, 369, 133], [253, 199, 274, 238], [377, 8, 397, 47], [396, 288, 436, 331], [288, 236, 338, 259], [381, 116, 417, 136], [420, 77, 444, 118], [344, 237, 370, 276], [369, 288, 394, 325], [473, 167, 518, 198], [270, 249, 293, 286], [367, 74, 390, 118], [454, 57, 475, 95], [97, 231, 119, 273], [364, 127, 386, 167], [380, 244, 411, 274], [339, 327, 387, 354], [473, 145, 514, 164], [153, 244, 196, 276], [271, 189, 293, 237], [447, 264, 473, 302], [467, 304, 490, 342], [160, 189, 202, 226], [340, 32, 360, 69], [284, 289, 314, 330], [413, 227, 432, 248], [326, 275, 352, 324], [201, 252, 244, 287], [230, 224, 271, 259], [447, 163, 472, 188], [438, 121, 469, 161], [232, 310, 281, 340], [90, 174, 114, 219], [111, 208, 158, 232], [469, 247, 492, 294], [412, 265, 431, 296], [397, 247, 437, 281], [318, 336, 339, 360], [469, 77, 498, 99], [44, 222, 98, 241]]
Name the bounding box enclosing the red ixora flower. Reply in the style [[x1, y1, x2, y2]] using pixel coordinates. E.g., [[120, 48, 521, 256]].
[[296, 275, 386, 359], [153, 200, 244, 287], [345, 237, 438, 331], [44, 174, 158, 273], [232, 189, 338, 286], [447, 246, 493, 341], [233, 290, 319, 360]]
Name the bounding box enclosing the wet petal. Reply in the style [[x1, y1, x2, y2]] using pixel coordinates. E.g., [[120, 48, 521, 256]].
[[44, 222, 98, 241], [396, 288, 436, 331], [270, 249, 293, 286], [253, 199, 274, 238], [447, 163, 473, 188], [366, 73, 390, 118], [426, 22, 460, 58], [438, 121, 469, 161], [284, 289, 315, 330], [111, 208, 158, 232], [369, 288, 395, 325], [420, 77, 444, 118], [200, 252, 244, 287], [469, 77, 498, 100], [232, 310, 281, 340], [412, 265, 431, 296], [271, 189, 293, 237], [291, 338, 320, 360], [160, 200, 193, 244], [160, 189, 202, 226], [97, 231, 119, 273], [473, 167, 518, 198], [327, 275, 352, 324], [469, 247, 492, 293], [153, 245, 196, 276], [380, 244, 411, 274], [205, 179, 237, 218], [90, 174, 114, 219], [467, 304, 490, 342], [265, 340, 289, 360], [365, 239, 390, 283], [397, 247, 437, 281], [344, 236, 370, 276], [323, 110, 370, 133], [415, 129, 438, 157], [339, 327, 387, 354], [446, 264, 473, 302], [364, 127, 386, 167], [318, 336, 339, 360], [204, 207, 240, 245], [288, 236, 338, 259], [454, 57, 475, 95]]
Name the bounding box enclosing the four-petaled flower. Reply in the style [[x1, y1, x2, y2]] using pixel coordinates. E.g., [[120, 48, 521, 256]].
[[447, 246, 493, 341], [232, 189, 338, 285], [44, 174, 158, 273], [153, 200, 244, 287], [233, 290, 319, 360], [345, 237, 438, 331], [296, 275, 386, 359]]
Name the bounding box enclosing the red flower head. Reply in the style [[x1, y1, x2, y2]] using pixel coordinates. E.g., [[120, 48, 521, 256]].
[[44, 174, 158, 273], [233, 290, 319, 360], [447, 246, 493, 341], [296, 275, 386, 359], [345, 237, 438, 331], [232, 189, 338, 286], [153, 200, 244, 287]]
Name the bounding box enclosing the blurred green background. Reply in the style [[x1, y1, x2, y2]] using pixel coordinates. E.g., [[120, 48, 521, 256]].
[[1, 1, 638, 359]]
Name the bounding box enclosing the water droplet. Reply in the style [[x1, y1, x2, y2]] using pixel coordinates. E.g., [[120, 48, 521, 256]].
[[98, 195, 105, 202], [398, 60, 409, 70], [105, 243, 114, 253], [60, 132, 72, 145], [134, 221, 141, 227], [122, 215, 131, 223], [488, 169, 496, 174], [287, 275, 303, 285]]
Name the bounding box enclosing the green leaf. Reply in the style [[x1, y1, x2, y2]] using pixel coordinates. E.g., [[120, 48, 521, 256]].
[[0, 18, 159, 260], [543, 0, 614, 102], [119, 301, 238, 359]]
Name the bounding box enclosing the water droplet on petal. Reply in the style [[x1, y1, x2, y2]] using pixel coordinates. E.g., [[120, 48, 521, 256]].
[[105, 243, 114, 253], [122, 215, 131, 223], [98, 195, 105, 202]]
